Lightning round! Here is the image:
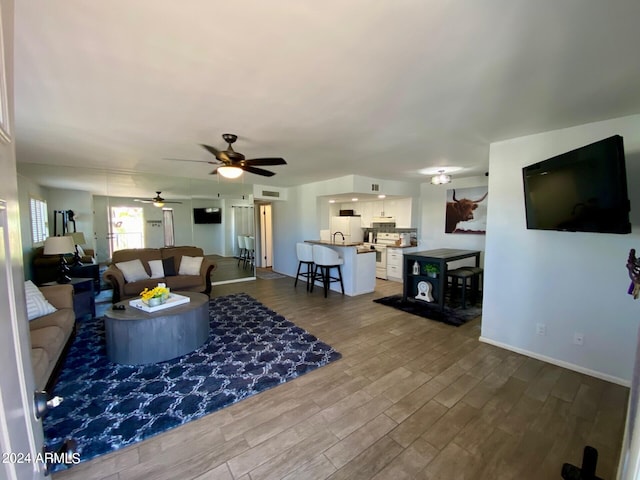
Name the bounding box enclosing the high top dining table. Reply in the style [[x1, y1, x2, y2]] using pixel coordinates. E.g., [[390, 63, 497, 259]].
[[402, 249, 481, 311]]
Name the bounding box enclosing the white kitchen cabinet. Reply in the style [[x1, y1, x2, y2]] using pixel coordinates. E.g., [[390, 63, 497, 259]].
[[387, 247, 404, 282], [383, 198, 412, 227]]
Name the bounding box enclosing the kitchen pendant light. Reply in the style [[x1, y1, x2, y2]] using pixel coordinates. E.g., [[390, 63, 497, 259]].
[[431, 170, 451, 185], [217, 166, 243, 179]]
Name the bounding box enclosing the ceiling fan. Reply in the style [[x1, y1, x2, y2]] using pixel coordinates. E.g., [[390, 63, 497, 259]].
[[176, 133, 287, 178], [133, 191, 182, 207]]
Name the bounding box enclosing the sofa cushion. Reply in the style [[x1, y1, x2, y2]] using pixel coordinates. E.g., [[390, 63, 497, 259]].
[[31, 348, 50, 390], [179, 256, 204, 276], [25, 280, 57, 321], [116, 259, 151, 283], [30, 326, 66, 359], [162, 257, 177, 277], [29, 308, 75, 337], [165, 275, 204, 290], [148, 259, 165, 279], [123, 277, 160, 298]]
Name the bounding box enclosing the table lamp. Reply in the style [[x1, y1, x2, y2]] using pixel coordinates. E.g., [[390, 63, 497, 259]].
[[65, 231, 86, 266], [44, 236, 75, 283]]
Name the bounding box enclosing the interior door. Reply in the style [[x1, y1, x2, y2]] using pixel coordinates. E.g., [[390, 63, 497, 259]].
[[0, 200, 46, 479]]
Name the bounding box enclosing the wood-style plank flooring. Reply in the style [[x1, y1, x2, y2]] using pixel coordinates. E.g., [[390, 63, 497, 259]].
[[54, 276, 629, 480]]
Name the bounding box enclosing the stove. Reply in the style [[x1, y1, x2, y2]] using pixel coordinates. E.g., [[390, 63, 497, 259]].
[[364, 233, 399, 279]]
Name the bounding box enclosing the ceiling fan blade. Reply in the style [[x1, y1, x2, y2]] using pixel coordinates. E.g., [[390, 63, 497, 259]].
[[241, 165, 276, 177], [133, 199, 153, 203], [162, 200, 182, 204], [200, 144, 230, 163], [164, 157, 218, 165], [243, 157, 287, 166]]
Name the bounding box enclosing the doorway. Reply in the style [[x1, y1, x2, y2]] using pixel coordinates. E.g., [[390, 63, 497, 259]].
[[258, 204, 273, 268], [107, 206, 144, 257]]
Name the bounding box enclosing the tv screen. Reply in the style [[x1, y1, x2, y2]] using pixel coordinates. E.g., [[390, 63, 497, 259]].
[[193, 207, 222, 224], [522, 135, 631, 234]]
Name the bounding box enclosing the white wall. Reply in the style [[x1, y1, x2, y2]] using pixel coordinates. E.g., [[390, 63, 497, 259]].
[[482, 114, 640, 384], [17, 174, 47, 279]]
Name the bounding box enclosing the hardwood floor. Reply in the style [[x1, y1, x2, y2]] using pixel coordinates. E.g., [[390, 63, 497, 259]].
[[54, 277, 629, 480]]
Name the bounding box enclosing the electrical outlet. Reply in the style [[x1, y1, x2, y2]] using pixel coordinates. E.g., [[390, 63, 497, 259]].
[[536, 323, 546, 336], [573, 333, 584, 346]]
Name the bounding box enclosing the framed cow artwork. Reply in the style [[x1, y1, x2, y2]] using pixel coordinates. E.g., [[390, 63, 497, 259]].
[[445, 186, 488, 234]]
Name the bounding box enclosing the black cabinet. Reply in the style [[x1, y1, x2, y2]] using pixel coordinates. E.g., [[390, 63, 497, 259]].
[[69, 263, 100, 293], [403, 257, 441, 304], [43, 277, 95, 319], [402, 249, 481, 312]]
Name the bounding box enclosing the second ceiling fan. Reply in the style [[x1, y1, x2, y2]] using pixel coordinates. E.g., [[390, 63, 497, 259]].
[[193, 134, 287, 178]]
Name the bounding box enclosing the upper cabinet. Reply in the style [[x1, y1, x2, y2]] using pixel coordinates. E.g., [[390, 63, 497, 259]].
[[384, 198, 412, 228], [336, 197, 413, 228]]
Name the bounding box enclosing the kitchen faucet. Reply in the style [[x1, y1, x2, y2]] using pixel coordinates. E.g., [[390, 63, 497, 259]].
[[332, 231, 345, 242]]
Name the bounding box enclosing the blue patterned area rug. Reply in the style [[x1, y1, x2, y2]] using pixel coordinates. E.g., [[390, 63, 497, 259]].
[[44, 293, 341, 471]]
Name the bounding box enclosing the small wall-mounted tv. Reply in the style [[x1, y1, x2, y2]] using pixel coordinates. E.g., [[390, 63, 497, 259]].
[[522, 135, 631, 234], [193, 207, 222, 224]]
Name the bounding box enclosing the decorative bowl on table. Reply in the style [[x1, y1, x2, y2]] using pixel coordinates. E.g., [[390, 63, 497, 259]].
[[140, 285, 170, 307]]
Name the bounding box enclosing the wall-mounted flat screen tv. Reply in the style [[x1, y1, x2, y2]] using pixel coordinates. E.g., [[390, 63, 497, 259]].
[[522, 135, 631, 234], [193, 207, 222, 224]]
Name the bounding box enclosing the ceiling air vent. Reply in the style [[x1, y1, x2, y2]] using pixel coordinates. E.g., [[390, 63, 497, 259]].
[[371, 184, 379, 192], [261, 190, 280, 198]]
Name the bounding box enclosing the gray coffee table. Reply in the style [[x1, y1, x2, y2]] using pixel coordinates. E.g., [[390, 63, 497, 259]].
[[104, 291, 210, 365]]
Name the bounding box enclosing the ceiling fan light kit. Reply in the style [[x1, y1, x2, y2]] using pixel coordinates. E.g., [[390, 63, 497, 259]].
[[431, 170, 452, 185], [134, 191, 182, 207], [169, 133, 288, 178], [217, 166, 244, 179]]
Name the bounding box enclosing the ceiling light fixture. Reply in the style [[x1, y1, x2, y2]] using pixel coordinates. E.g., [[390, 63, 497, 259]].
[[217, 166, 243, 179], [351, 198, 358, 202], [153, 200, 165, 207], [377, 194, 386, 199], [431, 170, 451, 185]]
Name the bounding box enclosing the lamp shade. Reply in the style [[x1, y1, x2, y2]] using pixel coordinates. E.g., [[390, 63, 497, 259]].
[[217, 166, 243, 179], [44, 236, 75, 255], [66, 231, 86, 245]]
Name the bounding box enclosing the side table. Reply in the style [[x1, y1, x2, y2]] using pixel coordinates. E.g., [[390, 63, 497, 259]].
[[42, 277, 95, 319], [69, 263, 101, 293]]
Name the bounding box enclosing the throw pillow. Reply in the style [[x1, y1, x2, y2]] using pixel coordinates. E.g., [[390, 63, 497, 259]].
[[162, 257, 177, 277], [148, 259, 165, 279], [178, 256, 204, 276], [77, 245, 85, 257], [24, 280, 57, 321], [115, 259, 150, 283]]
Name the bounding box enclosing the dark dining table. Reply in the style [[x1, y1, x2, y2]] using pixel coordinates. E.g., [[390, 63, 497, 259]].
[[402, 248, 481, 311]]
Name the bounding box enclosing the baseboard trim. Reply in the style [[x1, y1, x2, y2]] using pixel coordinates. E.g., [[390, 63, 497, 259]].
[[212, 277, 256, 286], [479, 336, 630, 387]]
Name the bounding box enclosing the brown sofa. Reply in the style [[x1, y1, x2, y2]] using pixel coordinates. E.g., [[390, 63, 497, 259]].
[[29, 284, 76, 391], [103, 246, 216, 303]]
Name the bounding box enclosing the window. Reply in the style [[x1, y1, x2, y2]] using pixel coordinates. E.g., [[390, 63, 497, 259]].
[[30, 197, 49, 244], [163, 209, 175, 247]]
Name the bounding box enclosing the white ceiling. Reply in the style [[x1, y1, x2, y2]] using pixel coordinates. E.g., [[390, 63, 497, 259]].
[[14, 0, 640, 199]]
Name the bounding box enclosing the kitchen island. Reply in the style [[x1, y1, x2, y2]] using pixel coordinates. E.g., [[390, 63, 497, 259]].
[[304, 240, 376, 296]]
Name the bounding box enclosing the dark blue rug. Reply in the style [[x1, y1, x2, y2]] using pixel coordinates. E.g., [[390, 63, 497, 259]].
[[44, 293, 341, 470]]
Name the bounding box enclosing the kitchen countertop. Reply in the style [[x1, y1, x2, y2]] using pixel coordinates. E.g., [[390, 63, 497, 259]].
[[305, 239, 364, 247], [305, 240, 374, 254]]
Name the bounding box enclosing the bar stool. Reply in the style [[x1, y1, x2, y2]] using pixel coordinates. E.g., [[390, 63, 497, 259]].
[[459, 266, 484, 303], [311, 245, 344, 298], [237, 235, 246, 266], [244, 236, 255, 269], [294, 243, 315, 291], [447, 267, 475, 309]]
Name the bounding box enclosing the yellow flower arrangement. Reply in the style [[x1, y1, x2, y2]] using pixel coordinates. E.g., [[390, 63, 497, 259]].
[[140, 285, 170, 302]]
